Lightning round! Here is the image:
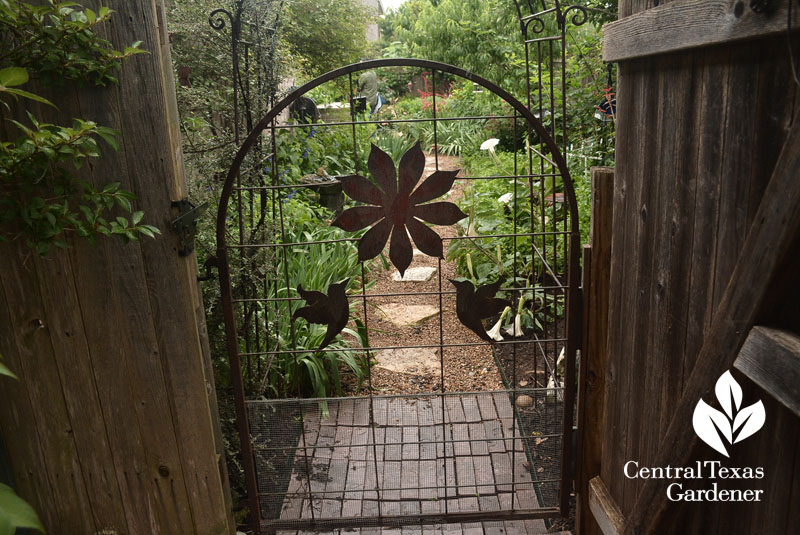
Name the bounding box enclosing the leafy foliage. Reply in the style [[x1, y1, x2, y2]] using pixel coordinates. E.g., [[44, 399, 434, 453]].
[[382, 0, 526, 95], [0, 483, 44, 535], [0, 1, 156, 254], [283, 0, 374, 79], [0, 115, 159, 253], [0, 0, 145, 87]]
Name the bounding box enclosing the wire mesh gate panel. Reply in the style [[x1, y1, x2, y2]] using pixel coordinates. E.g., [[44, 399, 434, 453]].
[[216, 55, 583, 534], [250, 392, 562, 533]]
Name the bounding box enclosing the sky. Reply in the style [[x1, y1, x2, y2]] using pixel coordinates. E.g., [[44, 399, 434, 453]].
[[381, 0, 408, 13]]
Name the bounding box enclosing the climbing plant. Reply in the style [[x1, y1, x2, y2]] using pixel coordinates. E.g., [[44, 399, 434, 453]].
[[0, 0, 158, 255]]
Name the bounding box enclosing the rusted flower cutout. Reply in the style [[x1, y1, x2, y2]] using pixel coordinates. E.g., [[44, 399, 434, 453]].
[[331, 142, 467, 276]]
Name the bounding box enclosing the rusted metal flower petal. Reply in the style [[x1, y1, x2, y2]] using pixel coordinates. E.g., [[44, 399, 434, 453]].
[[368, 143, 397, 199], [332, 142, 464, 276], [332, 206, 384, 232], [409, 169, 459, 205], [293, 279, 351, 351], [339, 174, 384, 205], [389, 225, 413, 276], [398, 141, 425, 196], [450, 279, 510, 344], [413, 202, 468, 226], [406, 217, 443, 258], [357, 217, 392, 261]]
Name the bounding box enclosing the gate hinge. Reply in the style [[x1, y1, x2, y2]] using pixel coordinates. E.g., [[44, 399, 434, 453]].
[[170, 198, 208, 257]]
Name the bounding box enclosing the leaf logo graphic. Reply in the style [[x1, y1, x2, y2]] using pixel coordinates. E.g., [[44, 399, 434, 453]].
[[692, 371, 765, 457]]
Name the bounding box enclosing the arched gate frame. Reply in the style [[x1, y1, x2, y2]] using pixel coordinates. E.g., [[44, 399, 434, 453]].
[[216, 4, 588, 529]]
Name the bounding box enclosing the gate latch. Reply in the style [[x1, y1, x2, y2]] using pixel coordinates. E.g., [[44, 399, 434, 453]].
[[170, 198, 208, 256]]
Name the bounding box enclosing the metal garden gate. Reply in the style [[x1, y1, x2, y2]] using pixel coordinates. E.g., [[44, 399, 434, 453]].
[[214, 5, 587, 534]]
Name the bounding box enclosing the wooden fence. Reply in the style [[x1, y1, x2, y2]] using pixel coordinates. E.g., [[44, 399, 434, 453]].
[[0, 2, 233, 534], [576, 1, 800, 534]]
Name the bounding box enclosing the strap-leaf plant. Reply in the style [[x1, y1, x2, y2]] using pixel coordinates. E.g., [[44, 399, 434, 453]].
[[0, 0, 159, 255]]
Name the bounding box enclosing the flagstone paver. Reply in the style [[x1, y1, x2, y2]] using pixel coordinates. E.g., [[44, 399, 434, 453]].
[[392, 266, 437, 282], [380, 303, 440, 327], [374, 348, 440, 375]]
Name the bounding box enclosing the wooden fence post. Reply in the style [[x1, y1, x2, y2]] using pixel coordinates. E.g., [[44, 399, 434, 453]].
[[576, 167, 615, 535]]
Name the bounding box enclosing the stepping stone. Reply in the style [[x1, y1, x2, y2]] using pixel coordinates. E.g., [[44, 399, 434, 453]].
[[380, 303, 439, 327], [374, 347, 441, 375], [392, 266, 437, 282]]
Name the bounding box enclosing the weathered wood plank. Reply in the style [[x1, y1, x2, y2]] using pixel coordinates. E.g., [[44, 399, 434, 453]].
[[322, 458, 348, 517], [403, 424, 420, 460], [491, 452, 513, 493], [623, 106, 800, 534], [0, 275, 63, 530], [575, 167, 613, 535], [452, 424, 471, 457], [468, 423, 488, 456], [734, 326, 800, 417], [444, 396, 466, 423], [682, 44, 730, 394], [620, 55, 663, 511], [33, 251, 130, 530], [419, 459, 439, 513], [400, 458, 421, 514], [641, 50, 699, 468], [455, 456, 477, 497], [363, 439, 381, 517], [388, 398, 404, 426], [382, 461, 402, 515], [461, 395, 481, 423], [476, 393, 498, 421], [472, 454, 494, 497], [417, 398, 435, 426], [385, 426, 403, 461], [604, 0, 800, 62], [419, 425, 437, 460], [354, 397, 371, 426], [101, 2, 233, 530], [343, 457, 367, 517], [281, 470, 306, 519], [588, 477, 624, 535], [374, 397, 389, 426], [601, 56, 657, 512]]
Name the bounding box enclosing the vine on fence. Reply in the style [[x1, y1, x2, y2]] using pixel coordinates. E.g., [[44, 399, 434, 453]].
[[0, 0, 157, 255]]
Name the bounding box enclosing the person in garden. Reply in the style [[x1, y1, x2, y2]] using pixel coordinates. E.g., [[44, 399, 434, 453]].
[[357, 69, 384, 118]]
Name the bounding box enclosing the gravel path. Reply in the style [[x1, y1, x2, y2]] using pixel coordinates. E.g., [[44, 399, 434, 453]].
[[343, 153, 504, 395]]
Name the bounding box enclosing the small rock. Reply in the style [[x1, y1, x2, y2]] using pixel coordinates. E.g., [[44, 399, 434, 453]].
[[468, 371, 475, 377], [392, 266, 437, 282], [519, 380, 529, 387], [516, 394, 533, 408]]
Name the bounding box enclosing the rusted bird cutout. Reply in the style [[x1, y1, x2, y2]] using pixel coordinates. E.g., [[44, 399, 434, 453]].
[[450, 279, 510, 343], [293, 278, 351, 351], [331, 142, 467, 276]]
